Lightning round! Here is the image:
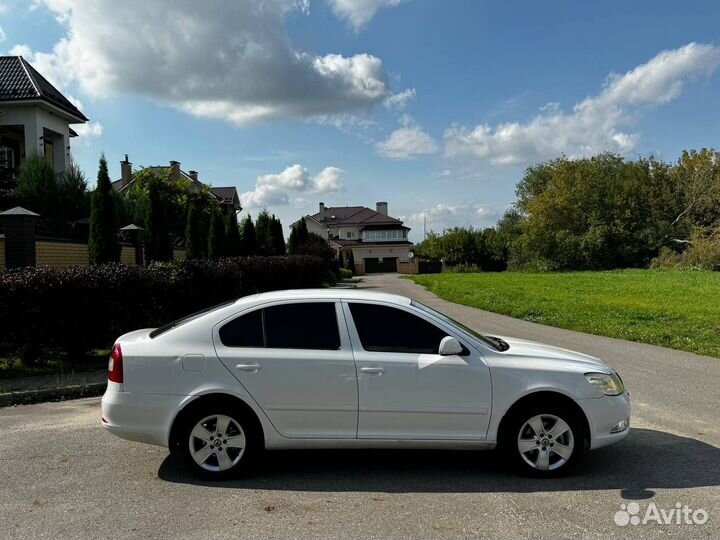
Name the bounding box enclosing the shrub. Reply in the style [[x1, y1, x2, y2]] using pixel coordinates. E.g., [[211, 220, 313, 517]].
[[650, 246, 683, 269], [339, 268, 353, 279], [0, 255, 327, 362], [682, 233, 720, 271]]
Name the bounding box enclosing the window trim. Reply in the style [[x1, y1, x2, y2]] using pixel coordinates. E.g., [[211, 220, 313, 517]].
[[345, 300, 470, 356], [217, 300, 343, 351]]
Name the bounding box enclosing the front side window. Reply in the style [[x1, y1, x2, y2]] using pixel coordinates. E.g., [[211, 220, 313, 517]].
[[349, 303, 450, 354], [219, 302, 340, 350]]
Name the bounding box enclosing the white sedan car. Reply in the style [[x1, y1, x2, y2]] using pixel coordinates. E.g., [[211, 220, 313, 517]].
[[101, 289, 630, 479]]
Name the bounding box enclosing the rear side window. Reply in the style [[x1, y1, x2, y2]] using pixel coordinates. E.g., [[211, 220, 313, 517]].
[[349, 303, 449, 354], [219, 302, 340, 350], [265, 303, 340, 350], [218, 309, 264, 347]]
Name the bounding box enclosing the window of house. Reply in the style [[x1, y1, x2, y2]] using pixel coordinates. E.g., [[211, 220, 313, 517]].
[[346, 232, 352, 238], [349, 303, 452, 354], [363, 229, 407, 242]]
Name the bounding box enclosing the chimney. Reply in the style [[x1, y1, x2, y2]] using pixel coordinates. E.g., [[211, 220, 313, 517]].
[[188, 170, 198, 182], [169, 160, 180, 180], [376, 201, 388, 216], [319, 202, 325, 218], [120, 154, 132, 187]]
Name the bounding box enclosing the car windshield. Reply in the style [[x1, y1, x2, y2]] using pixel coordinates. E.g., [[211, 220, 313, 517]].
[[149, 300, 235, 338], [410, 300, 508, 352]]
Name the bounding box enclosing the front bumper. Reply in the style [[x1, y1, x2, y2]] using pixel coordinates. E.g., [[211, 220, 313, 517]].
[[101, 388, 186, 448], [578, 392, 631, 450]]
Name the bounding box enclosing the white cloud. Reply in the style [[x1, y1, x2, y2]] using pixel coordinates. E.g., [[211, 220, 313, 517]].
[[313, 166, 344, 192], [401, 203, 504, 234], [445, 42, 720, 165], [0, 25, 6, 43], [384, 87, 415, 110], [328, 0, 409, 30], [73, 121, 103, 139], [241, 164, 345, 208], [23, 0, 389, 124], [9, 43, 33, 57], [376, 125, 438, 159]]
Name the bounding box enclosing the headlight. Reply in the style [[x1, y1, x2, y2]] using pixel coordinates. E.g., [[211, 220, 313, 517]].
[[585, 372, 624, 396]]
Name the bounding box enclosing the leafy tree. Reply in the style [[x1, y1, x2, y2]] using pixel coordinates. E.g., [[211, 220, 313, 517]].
[[185, 199, 204, 259], [225, 212, 242, 257], [288, 219, 309, 254], [88, 155, 121, 263], [120, 166, 214, 246], [58, 158, 90, 225], [270, 214, 286, 255], [145, 174, 173, 262], [208, 206, 226, 259], [239, 214, 258, 255], [14, 154, 59, 219], [512, 154, 678, 270], [255, 210, 273, 255]]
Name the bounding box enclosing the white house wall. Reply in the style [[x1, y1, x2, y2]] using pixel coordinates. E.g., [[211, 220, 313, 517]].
[[1, 103, 71, 173], [351, 244, 411, 263], [304, 217, 327, 238]]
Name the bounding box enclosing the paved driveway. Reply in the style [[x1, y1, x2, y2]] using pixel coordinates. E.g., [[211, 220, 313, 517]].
[[0, 274, 718, 539]]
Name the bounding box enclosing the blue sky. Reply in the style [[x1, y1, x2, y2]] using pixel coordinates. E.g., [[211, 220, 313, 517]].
[[2, 0, 719, 240]]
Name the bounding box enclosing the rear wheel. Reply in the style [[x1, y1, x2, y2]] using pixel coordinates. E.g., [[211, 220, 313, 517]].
[[503, 404, 584, 476], [178, 407, 259, 480]]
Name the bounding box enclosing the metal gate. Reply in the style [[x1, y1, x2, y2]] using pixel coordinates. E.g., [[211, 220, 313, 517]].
[[364, 257, 398, 273]]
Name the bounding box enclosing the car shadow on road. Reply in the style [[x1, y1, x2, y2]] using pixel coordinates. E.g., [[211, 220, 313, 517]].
[[158, 428, 719, 498]]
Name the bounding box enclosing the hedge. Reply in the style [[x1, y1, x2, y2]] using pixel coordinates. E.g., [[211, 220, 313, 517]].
[[0, 255, 327, 361]]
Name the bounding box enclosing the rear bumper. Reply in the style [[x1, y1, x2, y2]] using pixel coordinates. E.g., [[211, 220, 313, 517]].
[[578, 392, 631, 450], [101, 388, 186, 448]]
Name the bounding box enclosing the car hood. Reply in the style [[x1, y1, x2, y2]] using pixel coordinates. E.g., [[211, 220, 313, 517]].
[[493, 335, 611, 371]]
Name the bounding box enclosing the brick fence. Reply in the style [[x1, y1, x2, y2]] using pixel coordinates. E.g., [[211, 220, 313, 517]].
[[0, 236, 186, 269]]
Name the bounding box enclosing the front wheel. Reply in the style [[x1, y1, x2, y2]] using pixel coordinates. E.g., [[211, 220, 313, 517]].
[[504, 405, 584, 476], [178, 408, 259, 480]]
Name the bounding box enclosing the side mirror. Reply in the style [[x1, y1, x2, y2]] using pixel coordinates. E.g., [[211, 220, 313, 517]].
[[439, 336, 463, 356]]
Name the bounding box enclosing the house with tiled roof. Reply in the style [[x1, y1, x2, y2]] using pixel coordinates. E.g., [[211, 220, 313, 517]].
[[0, 56, 88, 178], [293, 202, 412, 273], [112, 155, 240, 215]]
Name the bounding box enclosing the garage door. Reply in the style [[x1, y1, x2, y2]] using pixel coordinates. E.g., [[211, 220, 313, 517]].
[[364, 257, 398, 273]]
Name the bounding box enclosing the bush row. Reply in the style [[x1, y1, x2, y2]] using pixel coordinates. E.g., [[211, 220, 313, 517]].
[[0, 255, 327, 362]]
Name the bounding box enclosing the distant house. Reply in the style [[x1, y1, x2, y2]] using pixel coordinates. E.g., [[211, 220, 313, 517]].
[[294, 202, 412, 273], [111, 156, 241, 216], [0, 56, 88, 177]]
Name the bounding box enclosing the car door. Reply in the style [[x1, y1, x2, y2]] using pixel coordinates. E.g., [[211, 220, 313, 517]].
[[213, 300, 358, 439], [343, 300, 491, 440]]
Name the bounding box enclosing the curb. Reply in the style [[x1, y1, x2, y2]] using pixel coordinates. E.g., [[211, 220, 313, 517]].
[[0, 382, 107, 408]]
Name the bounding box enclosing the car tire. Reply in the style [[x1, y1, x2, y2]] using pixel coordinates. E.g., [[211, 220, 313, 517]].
[[502, 403, 585, 477], [177, 404, 260, 480]]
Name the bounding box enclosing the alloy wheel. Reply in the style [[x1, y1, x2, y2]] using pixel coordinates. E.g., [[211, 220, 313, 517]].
[[188, 414, 246, 472], [517, 413, 574, 471]]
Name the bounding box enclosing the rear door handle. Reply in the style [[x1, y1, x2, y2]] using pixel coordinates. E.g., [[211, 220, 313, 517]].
[[236, 363, 262, 372], [360, 366, 384, 375]]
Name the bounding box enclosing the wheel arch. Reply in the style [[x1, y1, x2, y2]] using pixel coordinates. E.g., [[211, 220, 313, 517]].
[[168, 393, 265, 452], [496, 390, 591, 448]]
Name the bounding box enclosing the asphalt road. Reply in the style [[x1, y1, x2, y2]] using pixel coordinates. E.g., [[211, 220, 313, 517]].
[[1, 273, 718, 539]]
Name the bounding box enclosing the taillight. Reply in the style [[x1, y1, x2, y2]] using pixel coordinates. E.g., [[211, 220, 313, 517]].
[[108, 343, 123, 383]]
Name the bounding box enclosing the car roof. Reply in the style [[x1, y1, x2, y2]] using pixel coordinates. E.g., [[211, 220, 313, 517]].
[[235, 288, 411, 306]]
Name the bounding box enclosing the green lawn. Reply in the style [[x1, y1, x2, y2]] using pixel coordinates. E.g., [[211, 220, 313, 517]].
[[408, 270, 720, 358]]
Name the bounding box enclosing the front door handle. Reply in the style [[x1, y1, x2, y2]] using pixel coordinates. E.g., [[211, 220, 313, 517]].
[[236, 363, 262, 372], [360, 366, 384, 375]]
